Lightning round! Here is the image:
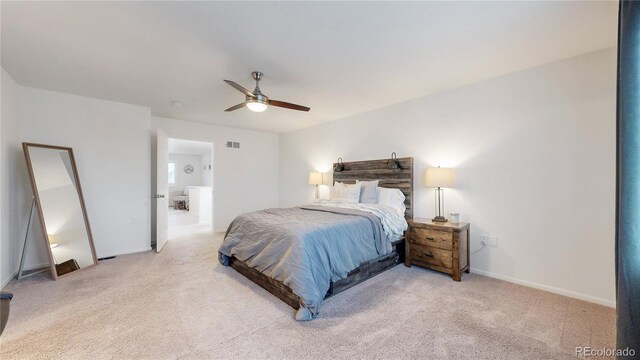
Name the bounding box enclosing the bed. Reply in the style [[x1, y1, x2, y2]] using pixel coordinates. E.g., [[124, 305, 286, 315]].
[[218, 157, 413, 320]]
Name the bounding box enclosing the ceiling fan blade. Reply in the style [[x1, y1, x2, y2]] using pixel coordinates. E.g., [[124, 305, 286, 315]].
[[224, 80, 255, 97], [224, 102, 246, 112], [268, 100, 310, 112]]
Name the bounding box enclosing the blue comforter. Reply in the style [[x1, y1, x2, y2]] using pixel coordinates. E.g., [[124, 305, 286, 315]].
[[218, 206, 391, 320]]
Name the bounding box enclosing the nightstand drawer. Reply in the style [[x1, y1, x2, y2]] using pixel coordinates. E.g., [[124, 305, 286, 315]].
[[410, 227, 452, 250], [410, 245, 453, 270]]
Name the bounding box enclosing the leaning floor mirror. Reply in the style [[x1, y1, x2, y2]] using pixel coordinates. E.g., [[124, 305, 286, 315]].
[[22, 143, 97, 279]]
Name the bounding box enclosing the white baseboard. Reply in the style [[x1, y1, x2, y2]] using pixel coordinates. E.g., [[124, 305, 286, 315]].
[[471, 267, 615, 308], [1, 270, 18, 289], [2, 262, 51, 289], [98, 247, 152, 259]]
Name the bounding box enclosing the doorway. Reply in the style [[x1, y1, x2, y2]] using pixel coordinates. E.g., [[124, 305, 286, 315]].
[[166, 138, 214, 242]]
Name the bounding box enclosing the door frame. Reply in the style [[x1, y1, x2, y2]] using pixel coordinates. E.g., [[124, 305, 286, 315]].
[[151, 133, 215, 249]]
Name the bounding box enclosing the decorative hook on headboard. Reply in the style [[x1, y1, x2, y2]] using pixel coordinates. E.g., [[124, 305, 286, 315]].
[[387, 152, 402, 170], [334, 157, 344, 172]]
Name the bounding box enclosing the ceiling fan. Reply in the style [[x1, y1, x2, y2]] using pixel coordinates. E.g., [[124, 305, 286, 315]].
[[224, 71, 310, 113]]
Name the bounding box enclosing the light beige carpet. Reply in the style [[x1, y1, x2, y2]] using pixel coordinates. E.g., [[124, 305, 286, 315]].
[[0, 214, 615, 359]]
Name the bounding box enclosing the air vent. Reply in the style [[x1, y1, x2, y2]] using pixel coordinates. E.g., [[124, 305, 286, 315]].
[[226, 141, 240, 149]]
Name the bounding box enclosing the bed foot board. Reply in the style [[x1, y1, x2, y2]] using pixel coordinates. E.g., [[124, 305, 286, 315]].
[[228, 239, 404, 310], [229, 257, 301, 309]]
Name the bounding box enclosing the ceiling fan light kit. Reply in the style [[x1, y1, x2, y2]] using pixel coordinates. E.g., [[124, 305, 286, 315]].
[[224, 71, 310, 113], [245, 95, 268, 112]]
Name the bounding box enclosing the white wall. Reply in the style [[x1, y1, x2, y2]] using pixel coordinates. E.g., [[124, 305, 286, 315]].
[[151, 116, 279, 232], [279, 48, 617, 306], [201, 152, 213, 187], [1, 69, 21, 287], [18, 88, 153, 260], [168, 153, 204, 203], [0, 84, 153, 287]]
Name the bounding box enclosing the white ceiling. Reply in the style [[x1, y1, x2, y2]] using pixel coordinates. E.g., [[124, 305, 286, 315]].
[[168, 138, 212, 155], [1, 1, 617, 133]]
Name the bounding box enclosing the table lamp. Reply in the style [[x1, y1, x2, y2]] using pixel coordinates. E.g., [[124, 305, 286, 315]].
[[425, 167, 454, 222], [308, 172, 323, 199]]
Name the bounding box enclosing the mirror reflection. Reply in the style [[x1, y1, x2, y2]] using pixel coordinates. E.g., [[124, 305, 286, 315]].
[[25, 144, 97, 277]]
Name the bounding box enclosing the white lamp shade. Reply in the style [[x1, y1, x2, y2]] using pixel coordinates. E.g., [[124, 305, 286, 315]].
[[308, 172, 323, 185], [425, 167, 454, 188], [246, 100, 268, 112]]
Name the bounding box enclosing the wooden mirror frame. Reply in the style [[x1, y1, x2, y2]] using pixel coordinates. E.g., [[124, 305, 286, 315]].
[[22, 143, 98, 280]]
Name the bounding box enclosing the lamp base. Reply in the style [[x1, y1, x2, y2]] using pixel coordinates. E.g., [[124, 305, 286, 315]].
[[432, 216, 448, 223]]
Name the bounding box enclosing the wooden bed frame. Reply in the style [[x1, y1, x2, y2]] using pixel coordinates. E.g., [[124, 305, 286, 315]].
[[229, 157, 414, 310]]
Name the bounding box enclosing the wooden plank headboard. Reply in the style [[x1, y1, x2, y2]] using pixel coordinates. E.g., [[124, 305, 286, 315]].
[[332, 157, 414, 219]]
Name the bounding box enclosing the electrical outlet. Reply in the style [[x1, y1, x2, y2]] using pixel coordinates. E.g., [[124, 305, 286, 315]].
[[480, 234, 497, 247]]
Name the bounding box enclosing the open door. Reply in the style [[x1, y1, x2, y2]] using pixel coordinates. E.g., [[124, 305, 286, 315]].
[[156, 128, 169, 252]]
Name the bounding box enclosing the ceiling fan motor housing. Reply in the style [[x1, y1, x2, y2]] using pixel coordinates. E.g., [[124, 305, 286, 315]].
[[247, 94, 268, 103]]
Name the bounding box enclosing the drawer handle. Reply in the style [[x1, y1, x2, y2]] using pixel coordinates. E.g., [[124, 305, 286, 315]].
[[425, 237, 435, 241], [423, 252, 434, 258]]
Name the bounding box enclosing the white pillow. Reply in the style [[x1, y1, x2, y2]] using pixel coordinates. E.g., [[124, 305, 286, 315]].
[[377, 187, 406, 215], [330, 182, 361, 204], [356, 180, 379, 204]]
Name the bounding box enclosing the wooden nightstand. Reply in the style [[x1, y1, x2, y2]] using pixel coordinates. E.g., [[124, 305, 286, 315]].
[[405, 218, 470, 281]]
